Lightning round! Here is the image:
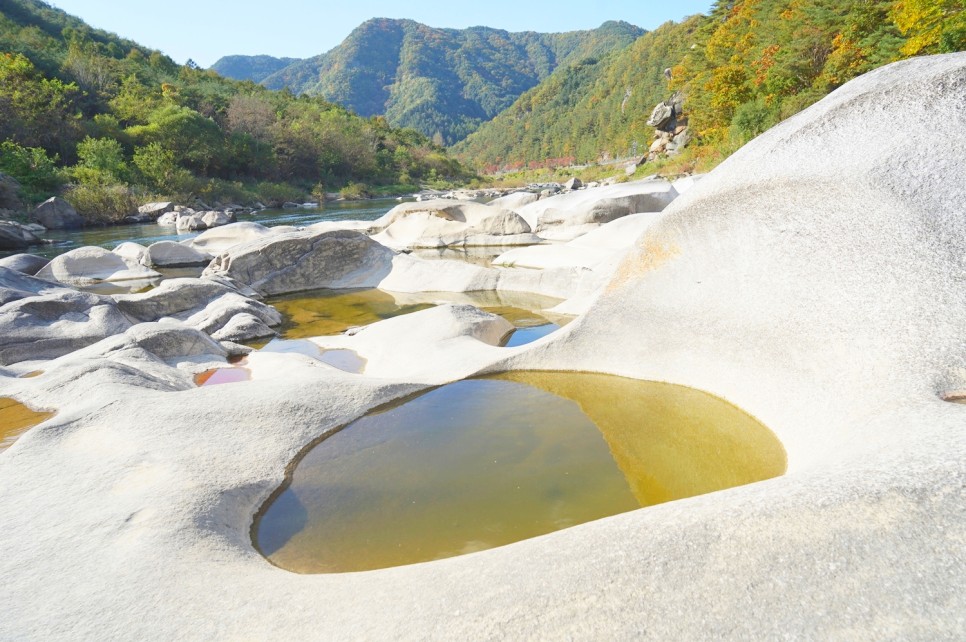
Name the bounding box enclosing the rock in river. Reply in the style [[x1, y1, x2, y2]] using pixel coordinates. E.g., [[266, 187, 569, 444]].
[[35, 246, 161, 285], [203, 229, 395, 296]]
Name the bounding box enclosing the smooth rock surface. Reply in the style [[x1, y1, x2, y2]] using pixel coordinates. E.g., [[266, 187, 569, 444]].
[[185, 222, 276, 255], [112, 241, 149, 265], [0, 286, 132, 365], [145, 241, 212, 268], [137, 202, 175, 217], [515, 179, 678, 237], [370, 200, 538, 249], [203, 229, 395, 296], [487, 191, 540, 212], [0, 253, 48, 276], [29, 197, 83, 230], [36, 246, 161, 285]]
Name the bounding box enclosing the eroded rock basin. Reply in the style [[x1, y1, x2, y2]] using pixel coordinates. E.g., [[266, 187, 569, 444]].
[[0, 397, 54, 453], [266, 288, 570, 342], [255, 371, 786, 574]]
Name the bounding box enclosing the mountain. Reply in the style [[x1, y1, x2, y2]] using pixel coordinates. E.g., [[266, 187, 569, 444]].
[[0, 0, 474, 223], [252, 18, 645, 144], [453, 16, 702, 169], [210, 55, 301, 83], [455, 0, 964, 170]]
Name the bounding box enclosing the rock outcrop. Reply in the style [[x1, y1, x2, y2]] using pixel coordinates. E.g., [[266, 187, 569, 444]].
[[138, 202, 175, 218], [487, 190, 540, 212]]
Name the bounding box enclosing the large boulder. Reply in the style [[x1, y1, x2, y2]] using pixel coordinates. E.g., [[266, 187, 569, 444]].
[[209, 312, 276, 343], [506, 53, 966, 635], [137, 202, 175, 217], [144, 241, 212, 268], [35, 246, 161, 285], [201, 210, 235, 228], [114, 278, 255, 322], [113, 276, 280, 344], [0, 173, 23, 211], [0, 220, 44, 250], [185, 222, 276, 255], [175, 291, 282, 338], [370, 200, 538, 249], [30, 197, 84, 229], [514, 179, 679, 241], [0, 282, 132, 365], [203, 229, 395, 296], [487, 191, 540, 212], [0, 253, 49, 276], [112, 242, 149, 265], [175, 212, 208, 232]]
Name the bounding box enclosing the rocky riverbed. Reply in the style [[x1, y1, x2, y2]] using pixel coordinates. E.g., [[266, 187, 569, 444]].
[[0, 53, 964, 639]]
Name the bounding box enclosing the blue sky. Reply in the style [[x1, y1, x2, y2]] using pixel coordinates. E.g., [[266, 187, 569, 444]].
[[48, 1, 714, 68]]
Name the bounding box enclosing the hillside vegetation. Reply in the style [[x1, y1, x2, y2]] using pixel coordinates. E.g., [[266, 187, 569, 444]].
[[456, 0, 965, 173], [244, 18, 644, 145], [210, 55, 300, 83], [0, 0, 474, 223]]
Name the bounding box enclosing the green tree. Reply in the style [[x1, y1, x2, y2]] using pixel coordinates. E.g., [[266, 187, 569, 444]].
[[132, 142, 194, 193], [126, 105, 224, 174], [892, 0, 966, 54], [0, 52, 81, 157], [71, 136, 129, 185]]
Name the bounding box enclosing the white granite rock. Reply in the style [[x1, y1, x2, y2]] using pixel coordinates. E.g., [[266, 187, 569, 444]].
[[144, 241, 212, 268], [36, 246, 161, 285], [370, 200, 539, 249], [515, 178, 678, 237], [203, 229, 395, 296], [185, 222, 275, 255]]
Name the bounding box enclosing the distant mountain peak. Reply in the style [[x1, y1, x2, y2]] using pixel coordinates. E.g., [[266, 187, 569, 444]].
[[210, 54, 302, 83], [230, 19, 643, 144]]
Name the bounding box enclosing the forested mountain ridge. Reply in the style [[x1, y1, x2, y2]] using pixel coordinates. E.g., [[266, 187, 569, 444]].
[[0, 0, 473, 223], [247, 18, 644, 144], [210, 55, 300, 83], [455, 0, 966, 171]]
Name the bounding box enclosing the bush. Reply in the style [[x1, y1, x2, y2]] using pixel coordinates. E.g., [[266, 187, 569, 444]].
[[252, 181, 305, 207], [65, 182, 140, 224], [339, 182, 371, 200], [0, 140, 63, 204], [196, 178, 250, 205]]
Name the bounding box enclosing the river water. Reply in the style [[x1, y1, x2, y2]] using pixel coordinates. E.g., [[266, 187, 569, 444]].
[[6, 198, 401, 260]]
